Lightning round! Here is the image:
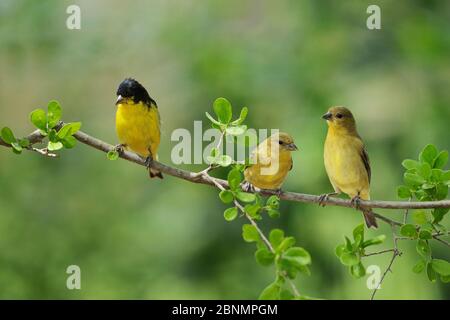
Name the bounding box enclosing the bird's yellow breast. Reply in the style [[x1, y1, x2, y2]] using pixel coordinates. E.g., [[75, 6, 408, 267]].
[[115, 101, 160, 158]]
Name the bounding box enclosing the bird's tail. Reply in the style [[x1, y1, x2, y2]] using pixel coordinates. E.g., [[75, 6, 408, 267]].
[[363, 210, 378, 229], [149, 167, 163, 179]]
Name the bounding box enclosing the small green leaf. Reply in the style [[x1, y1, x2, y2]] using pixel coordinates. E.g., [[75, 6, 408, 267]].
[[335, 244, 345, 258], [418, 229, 432, 240], [258, 282, 281, 300], [435, 184, 449, 200], [266, 195, 280, 209], [412, 259, 426, 273], [48, 129, 58, 143], [419, 144, 438, 166], [404, 173, 426, 187], [277, 237, 296, 253], [210, 147, 219, 157], [47, 100, 62, 128], [219, 190, 234, 204], [433, 151, 448, 169], [397, 185, 411, 199], [340, 252, 360, 266], [47, 141, 63, 151], [416, 239, 431, 261], [352, 223, 365, 247], [244, 203, 261, 218], [57, 122, 81, 139], [107, 150, 119, 160], [223, 207, 238, 221], [426, 262, 437, 282], [431, 259, 450, 276], [225, 125, 247, 136], [30, 109, 47, 131], [412, 210, 428, 225], [205, 112, 222, 127], [61, 136, 77, 149], [216, 154, 233, 167], [267, 209, 280, 219], [255, 248, 275, 266], [213, 97, 232, 124], [227, 169, 242, 190], [269, 229, 284, 249], [282, 247, 311, 267], [344, 236, 353, 251], [11, 142, 23, 153], [0, 127, 16, 144], [400, 224, 418, 238], [19, 138, 30, 148], [235, 191, 256, 203], [361, 235, 386, 248], [231, 107, 248, 125], [242, 224, 259, 243], [441, 275, 450, 283], [417, 163, 431, 179], [350, 262, 366, 279], [402, 159, 420, 170]]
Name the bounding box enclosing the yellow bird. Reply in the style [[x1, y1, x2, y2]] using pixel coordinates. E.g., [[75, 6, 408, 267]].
[[115, 78, 163, 179], [244, 132, 298, 190], [321, 106, 378, 228]]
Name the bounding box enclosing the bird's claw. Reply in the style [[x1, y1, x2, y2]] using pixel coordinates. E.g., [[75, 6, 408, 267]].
[[318, 193, 337, 207], [351, 196, 362, 210], [114, 144, 126, 155], [144, 156, 154, 169], [241, 181, 255, 193]]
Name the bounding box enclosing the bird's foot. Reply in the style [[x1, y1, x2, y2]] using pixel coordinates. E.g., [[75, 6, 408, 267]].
[[113, 143, 126, 155], [241, 181, 256, 193], [273, 188, 283, 197], [318, 192, 337, 207], [351, 195, 362, 210], [144, 156, 154, 169]]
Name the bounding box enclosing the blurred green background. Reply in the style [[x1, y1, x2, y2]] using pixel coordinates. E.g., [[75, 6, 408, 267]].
[[0, 0, 449, 299]]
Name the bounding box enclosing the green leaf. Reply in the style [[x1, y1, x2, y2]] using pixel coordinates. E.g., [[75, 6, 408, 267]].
[[413, 259, 426, 274], [225, 125, 247, 136], [242, 224, 259, 243], [213, 98, 232, 124], [231, 107, 248, 125], [107, 150, 119, 161], [223, 207, 238, 222], [442, 170, 450, 182], [219, 190, 234, 204], [235, 191, 256, 203], [402, 159, 420, 170], [244, 203, 261, 218], [266, 195, 280, 209], [255, 248, 275, 266], [57, 122, 81, 139], [361, 235, 386, 248], [227, 169, 242, 190], [19, 138, 30, 148], [419, 144, 438, 166], [210, 147, 219, 157], [282, 247, 311, 267], [418, 229, 432, 240], [404, 173, 426, 187], [441, 275, 450, 283], [269, 229, 284, 249], [47, 100, 62, 128], [205, 112, 222, 127], [344, 236, 353, 251], [426, 262, 437, 282], [216, 155, 233, 167], [416, 239, 431, 261], [417, 163, 431, 179], [30, 109, 47, 131], [11, 142, 23, 153], [259, 282, 281, 300], [435, 184, 448, 200], [61, 136, 77, 149], [431, 259, 450, 276], [277, 237, 296, 253], [433, 151, 448, 169], [400, 224, 418, 238], [412, 210, 428, 225], [335, 244, 345, 258], [340, 252, 360, 266], [352, 224, 365, 247], [350, 262, 366, 279], [397, 185, 411, 199], [0, 127, 16, 144], [47, 141, 63, 151], [267, 209, 280, 219], [280, 289, 295, 300], [48, 129, 58, 143]]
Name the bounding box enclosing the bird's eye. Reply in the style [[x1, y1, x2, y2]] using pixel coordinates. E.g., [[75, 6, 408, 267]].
[[279, 140, 284, 145], [336, 113, 343, 119]]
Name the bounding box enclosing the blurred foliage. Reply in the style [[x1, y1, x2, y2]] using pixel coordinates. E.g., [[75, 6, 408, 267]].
[[0, 0, 449, 299]]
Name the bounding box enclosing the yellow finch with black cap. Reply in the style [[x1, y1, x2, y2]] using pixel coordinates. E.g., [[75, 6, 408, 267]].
[[244, 132, 298, 190], [115, 78, 162, 179], [320, 106, 377, 228]]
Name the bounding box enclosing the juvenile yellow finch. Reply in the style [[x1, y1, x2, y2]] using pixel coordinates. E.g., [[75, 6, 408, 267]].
[[321, 107, 378, 228], [115, 78, 163, 179], [244, 132, 298, 190]]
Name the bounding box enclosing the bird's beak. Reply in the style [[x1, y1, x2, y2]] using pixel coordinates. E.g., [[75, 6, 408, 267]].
[[322, 112, 332, 120], [116, 95, 124, 105], [287, 143, 298, 151]]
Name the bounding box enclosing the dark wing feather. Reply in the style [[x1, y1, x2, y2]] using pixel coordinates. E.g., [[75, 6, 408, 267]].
[[361, 145, 371, 183], [289, 157, 293, 171]]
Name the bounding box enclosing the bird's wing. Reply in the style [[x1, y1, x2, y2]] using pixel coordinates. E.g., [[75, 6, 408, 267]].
[[360, 145, 371, 183], [289, 157, 293, 171]]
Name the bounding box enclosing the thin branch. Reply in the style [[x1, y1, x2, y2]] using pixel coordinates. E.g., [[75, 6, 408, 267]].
[[2, 126, 449, 212], [362, 248, 396, 257]]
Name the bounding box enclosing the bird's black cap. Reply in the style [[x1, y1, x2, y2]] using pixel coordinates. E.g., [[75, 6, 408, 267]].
[[116, 78, 156, 106]]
